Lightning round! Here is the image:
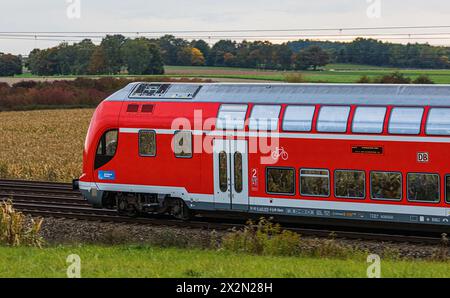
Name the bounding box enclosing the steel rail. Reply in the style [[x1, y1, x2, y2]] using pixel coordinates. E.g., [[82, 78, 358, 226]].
[[0, 179, 446, 245]]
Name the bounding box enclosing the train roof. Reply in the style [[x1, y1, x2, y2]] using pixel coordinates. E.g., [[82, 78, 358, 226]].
[[106, 82, 450, 107]]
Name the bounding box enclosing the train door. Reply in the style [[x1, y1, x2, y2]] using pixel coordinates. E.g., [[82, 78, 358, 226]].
[[213, 139, 249, 211]]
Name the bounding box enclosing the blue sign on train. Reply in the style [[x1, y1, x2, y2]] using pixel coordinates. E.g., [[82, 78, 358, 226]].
[[98, 170, 116, 180]]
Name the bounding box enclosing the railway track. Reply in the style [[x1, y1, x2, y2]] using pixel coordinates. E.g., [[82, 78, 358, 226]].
[[0, 179, 446, 245]]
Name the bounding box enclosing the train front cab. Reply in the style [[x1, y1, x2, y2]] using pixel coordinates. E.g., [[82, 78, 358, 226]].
[[77, 99, 122, 208]]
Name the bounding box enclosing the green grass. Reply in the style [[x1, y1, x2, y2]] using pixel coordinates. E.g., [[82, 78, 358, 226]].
[[0, 245, 449, 278], [324, 63, 396, 70], [9, 64, 450, 84]]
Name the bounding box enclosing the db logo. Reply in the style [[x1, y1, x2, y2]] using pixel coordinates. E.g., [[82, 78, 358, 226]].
[[417, 152, 429, 163]]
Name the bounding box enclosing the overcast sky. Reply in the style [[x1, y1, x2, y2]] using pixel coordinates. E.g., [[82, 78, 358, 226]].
[[2, 0, 450, 55]]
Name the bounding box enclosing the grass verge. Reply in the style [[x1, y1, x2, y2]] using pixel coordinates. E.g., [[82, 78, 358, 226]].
[[0, 244, 449, 278]]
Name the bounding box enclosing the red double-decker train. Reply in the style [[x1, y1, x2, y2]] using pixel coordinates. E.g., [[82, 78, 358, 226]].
[[75, 82, 450, 232]]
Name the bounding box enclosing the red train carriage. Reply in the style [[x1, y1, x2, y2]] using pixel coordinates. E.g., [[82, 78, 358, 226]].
[[75, 82, 450, 231]]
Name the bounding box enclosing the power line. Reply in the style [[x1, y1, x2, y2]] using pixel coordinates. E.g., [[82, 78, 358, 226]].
[[3, 25, 450, 34], [7, 32, 450, 39], [4, 36, 450, 42]]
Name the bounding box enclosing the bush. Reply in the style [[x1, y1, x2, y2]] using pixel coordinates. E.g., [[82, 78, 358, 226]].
[[220, 218, 363, 259], [284, 73, 305, 83], [0, 77, 212, 111], [357, 75, 372, 83], [413, 75, 435, 84], [0, 200, 44, 247], [222, 218, 301, 256], [431, 233, 449, 261], [306, 233, 359, 259], [12, 81, 38, 89], [374, 71, 412, 84]]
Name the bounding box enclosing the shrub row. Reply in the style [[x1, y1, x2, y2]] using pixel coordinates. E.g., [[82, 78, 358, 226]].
[[357, 72, 435, 84], [0, 77, 211, 111]]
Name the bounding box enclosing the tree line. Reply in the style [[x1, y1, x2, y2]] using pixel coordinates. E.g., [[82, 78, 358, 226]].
[[1, 36, 450, 76], [288, 38, 450, 69]]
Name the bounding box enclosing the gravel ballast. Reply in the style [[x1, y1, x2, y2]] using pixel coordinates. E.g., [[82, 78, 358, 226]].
[[36, 217, 450, 261]]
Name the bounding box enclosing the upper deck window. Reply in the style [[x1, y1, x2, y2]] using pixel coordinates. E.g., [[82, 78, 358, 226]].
[[352, 107, 387, 134], [249, 105, 281, 131], [317, 106, 350, 133], [282, 105, 316, 132], [216, 104, 248, 130], [388, 107, 424, 135], [426, 108, 450, 135]]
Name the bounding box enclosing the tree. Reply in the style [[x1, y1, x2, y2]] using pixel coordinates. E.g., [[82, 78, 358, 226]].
[[158, 35, 189, 65], [191, 48, 205, 66], [346, 38, 389, 66], [176, 47, 194, 66], [0, 53, 22, 76], [208, 40, 237, 66], [72, 39, 96, 75], [191, 40, 210, 60], [121, 38, 164, 75], [27, 47, 60, 76], [88, 47, 107, 74], [100, 35, 126, 74], [223, 52, 237, 67], [177, 47, 205, 66], [273, 44, 293, 70], [294, 45, 330, 70], [56, 43, 78, 75]]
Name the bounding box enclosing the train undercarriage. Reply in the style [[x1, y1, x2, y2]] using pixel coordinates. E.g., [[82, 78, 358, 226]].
[[101, 191, 191, 220]]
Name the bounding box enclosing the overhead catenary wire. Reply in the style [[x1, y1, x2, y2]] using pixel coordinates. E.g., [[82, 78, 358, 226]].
[[5, 25, 450, 53], [4, 24, 450, 34], [6, 32, 450, 39]]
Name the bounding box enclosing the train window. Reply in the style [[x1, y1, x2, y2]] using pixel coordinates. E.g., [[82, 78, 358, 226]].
[[317, 106, 350, 133], [282, 105, 316, 132], [407, 173, 440, 203], [266, 167, 295, 195], [370, 172, 402, 201], [300, 169, 330, 197], [249, 105, 281, 131], [219, 152, 228, 192], [138, 130, 156, 156], [426, 108, 450, 135], [388, 108, 424, 135], [173, 131, 192, 158], [335, 170, 365, 199], [352, 107, 387, 134], [94, 129, 118, 169], [216, 104, 248, 130], [446, 176, 450, 203], [234, 152, 243, 193]]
